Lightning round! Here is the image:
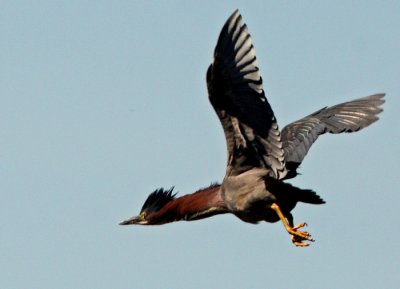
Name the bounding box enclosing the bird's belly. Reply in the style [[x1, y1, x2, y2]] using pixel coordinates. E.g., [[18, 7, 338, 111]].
[[221, 169, 279, 223], [222, 184, 280, 223], [234, 203, 280, 224]]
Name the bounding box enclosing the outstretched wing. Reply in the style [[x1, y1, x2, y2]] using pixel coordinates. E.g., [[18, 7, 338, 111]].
[[206, 10, 286, 179], [281, 94, 385, 179]]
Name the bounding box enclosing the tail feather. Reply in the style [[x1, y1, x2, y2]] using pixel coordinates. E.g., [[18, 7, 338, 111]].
[[297, 189, 325, 204], [267, 177, 325, 205]]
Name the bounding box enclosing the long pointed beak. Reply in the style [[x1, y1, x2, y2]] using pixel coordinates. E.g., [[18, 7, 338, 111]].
[[119, 215, 147, 225], [119, 216, 140, 225]]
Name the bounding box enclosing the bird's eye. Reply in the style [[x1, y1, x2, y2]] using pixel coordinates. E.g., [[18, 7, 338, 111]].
[[140, 212, 146, 219]]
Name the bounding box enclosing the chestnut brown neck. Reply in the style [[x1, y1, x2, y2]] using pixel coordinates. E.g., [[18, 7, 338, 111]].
[[146, 184, 227, 224]]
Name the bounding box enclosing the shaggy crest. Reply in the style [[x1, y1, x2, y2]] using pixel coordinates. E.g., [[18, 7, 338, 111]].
[[140, 187, 176, 213]]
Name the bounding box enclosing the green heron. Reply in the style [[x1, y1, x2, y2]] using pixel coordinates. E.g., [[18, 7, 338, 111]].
[[120, 10, 384, 246]]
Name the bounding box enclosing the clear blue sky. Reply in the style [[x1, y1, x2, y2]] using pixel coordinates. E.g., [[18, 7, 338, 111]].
[[1, 1, 399, 289]]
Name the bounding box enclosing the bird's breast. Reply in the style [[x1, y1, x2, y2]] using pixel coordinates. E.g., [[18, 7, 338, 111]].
[[221, 169, 278, 223]]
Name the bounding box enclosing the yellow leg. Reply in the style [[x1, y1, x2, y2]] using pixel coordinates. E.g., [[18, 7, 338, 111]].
[[270, 203, 314, 247]]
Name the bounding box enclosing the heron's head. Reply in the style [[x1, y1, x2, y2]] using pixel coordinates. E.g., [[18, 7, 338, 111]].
[[119, 187, 176, 225]]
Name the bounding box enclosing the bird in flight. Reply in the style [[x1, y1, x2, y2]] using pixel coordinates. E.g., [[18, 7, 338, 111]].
[[120, 10, 384, 246]]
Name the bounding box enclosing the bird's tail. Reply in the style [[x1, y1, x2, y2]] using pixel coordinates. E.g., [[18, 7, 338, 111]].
[[266, 177, 325, 205], [296, 188, 325, 204]]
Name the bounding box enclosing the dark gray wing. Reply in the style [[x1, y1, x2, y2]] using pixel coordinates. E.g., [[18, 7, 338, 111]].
[[281, 94, 385, 179], [206, 10, 286, 179]]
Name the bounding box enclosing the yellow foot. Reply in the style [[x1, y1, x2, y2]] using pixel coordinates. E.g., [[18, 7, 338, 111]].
[[270, 203, 314, 247], [288, 223, 314, 247]]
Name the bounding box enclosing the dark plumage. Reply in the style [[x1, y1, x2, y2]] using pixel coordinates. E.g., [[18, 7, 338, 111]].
[[120, 10, 384, 246], [140, 187, 176, 214]]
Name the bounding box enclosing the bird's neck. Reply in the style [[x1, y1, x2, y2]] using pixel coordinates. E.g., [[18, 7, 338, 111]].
[[148, 184, 227, 224]]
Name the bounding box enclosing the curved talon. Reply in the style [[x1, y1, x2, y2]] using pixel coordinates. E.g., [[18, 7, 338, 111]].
[[292, 222, 307, 230], [296, 222, 308, 229]]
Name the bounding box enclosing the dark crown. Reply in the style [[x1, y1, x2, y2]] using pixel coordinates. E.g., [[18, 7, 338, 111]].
[[141, 187, 176, 213]]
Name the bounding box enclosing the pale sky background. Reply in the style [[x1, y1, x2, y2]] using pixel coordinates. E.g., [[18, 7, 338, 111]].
[[1, 1, 399, 289]]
